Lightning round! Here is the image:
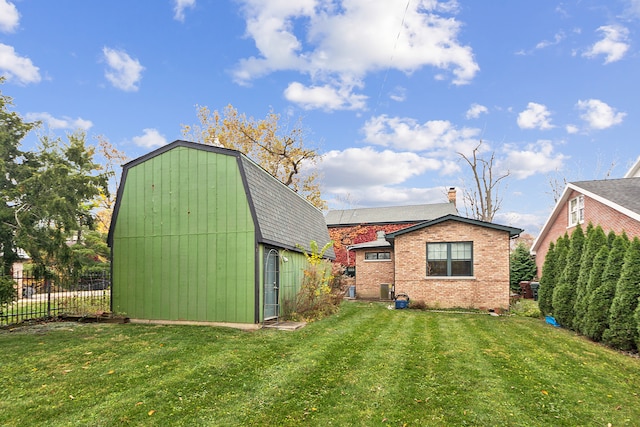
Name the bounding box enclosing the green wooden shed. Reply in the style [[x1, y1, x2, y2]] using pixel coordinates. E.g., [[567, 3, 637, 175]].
[[107, 140, 334, 327]]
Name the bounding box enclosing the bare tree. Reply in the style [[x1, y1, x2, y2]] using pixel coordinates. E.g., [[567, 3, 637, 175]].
[[458, 140, 510, 222]]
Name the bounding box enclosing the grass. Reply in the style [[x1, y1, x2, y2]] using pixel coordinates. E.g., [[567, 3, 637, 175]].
[[0, 302, 639, 426]]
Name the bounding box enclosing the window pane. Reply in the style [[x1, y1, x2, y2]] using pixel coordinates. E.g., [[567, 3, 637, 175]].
[[451, 242, 471, 260], [451, 260, 472, 276], [365, 252, 377, 260], [427, 261, 447, 276], [427, 243, 447, 260], [379, 252, 391, 260]]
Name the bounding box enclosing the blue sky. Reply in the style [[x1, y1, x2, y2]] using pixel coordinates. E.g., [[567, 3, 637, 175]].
[[1, 0, 639, 235]]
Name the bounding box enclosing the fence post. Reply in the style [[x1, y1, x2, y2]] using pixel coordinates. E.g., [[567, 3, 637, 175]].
[[46, 279, 52, 318]]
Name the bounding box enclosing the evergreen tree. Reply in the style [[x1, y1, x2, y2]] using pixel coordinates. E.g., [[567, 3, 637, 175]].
[[0, 79, 38, 274], [582, 244, 612, 341], [607, 230, 616, 248], [602, 237, 640, 351], [538, 241, 556, 316], [547, 233, 570, 316], [584, 233, 629, 342], [552, 225, 585, 328], [573, 224, 607, 332], [510, 242, 537, 293]]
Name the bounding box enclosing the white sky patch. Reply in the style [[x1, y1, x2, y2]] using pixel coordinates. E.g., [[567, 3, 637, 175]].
[[535, 31, 565, 50], [576, 99, 626, 130], [517, 102, 554, 130], [0, 0, 19, 33], [234, 0, 478, 110], [132, 128, 167, 148], [465, 103, 488, 119], [583, 25, 630, 64], [318, 146, 441, 188], [565, 124, 579, 134], [501, 140, 568, 179], [389, 86, 407, 102], [173, 0, 195, 22], [0, 43, 41, 84], [362, 114, 481, 154], [102, 47, 144, 92], [284, 81, 367, 111], [25, 112, 93, 130], [495, 211, 543, 235]]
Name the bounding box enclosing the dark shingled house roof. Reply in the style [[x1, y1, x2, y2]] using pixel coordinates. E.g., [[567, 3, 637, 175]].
[[325, 203, 458, 227], [571, 178, 640, 216], [108, 140, 334, 258]]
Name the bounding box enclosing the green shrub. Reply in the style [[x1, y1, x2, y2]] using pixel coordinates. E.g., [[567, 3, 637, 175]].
[[583, 234, 628, 342], [538, 241, 557, 316], [552, 225, 584, 328], [510, 299, 541, 318], [603, 237, 640, 351], [573, 225, 607, 332], [0, 276, 17, 305]]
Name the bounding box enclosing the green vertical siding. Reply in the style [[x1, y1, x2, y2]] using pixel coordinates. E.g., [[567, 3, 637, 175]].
[[257, 246, 308, 322], [112, 147, 256, 323]]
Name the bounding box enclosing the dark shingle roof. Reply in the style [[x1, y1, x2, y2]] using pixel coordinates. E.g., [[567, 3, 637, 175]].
[[325, 203, 458, 226], [240, 156, 335, 258], [572, 178, 640, 216], [386, 214, 523, 238]]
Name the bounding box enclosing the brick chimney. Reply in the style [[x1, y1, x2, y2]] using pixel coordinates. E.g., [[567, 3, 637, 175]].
[[447, 187, 457, 206]]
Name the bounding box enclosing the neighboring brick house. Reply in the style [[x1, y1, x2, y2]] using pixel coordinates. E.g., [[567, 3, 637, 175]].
[[326, 190, 458, 270], [530, 173, 640, 274], [349, 215, 523, 311]]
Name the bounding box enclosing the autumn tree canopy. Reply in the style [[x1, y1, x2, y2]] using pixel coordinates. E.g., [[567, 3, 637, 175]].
[[183, 104, 325, 210]]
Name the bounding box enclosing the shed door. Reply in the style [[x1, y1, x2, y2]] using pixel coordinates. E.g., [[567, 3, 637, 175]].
[[264, 249, 279, 320]]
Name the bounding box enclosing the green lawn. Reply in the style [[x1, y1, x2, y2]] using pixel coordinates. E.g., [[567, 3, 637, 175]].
[[1, 302, 639, 426]]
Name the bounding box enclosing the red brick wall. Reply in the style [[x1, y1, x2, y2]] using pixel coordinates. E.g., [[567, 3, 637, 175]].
[[353, 249, 395, 299], [534, 190, 640, 273], [393, 221, 511, 311]]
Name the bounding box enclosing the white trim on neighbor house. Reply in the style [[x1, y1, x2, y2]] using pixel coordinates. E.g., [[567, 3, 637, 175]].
[[531, 181, 640, 256], [624, 156, 640, 178]]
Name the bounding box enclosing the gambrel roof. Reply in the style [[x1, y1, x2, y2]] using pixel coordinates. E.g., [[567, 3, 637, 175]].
[[108, 140, 334, 258]]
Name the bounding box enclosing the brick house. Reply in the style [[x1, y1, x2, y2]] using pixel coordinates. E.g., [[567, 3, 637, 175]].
[[326, 190, 458, 270], [530, 159, 640, 274], [349, 215, 523, 311]]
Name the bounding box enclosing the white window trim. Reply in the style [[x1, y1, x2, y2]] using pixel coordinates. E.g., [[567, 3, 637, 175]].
[[568, 195, 584, 227]]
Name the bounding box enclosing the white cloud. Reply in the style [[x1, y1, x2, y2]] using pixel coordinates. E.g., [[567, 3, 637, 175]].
[[234, 0, 478, 110], [465, 103, 488, 119], [173, 0, 195, 22], [535, 31, 565, 50], [284, 81, 367, 111], [319, 147, 441, 188], [517, 102, 554, 130], [389, 86, 407, 102], [565, 124, 579, 134], [500, 140, 568, 179], [0, 0, 19, 33], [576, 99, 626, 130], [132, 128, 167, 148], [583, 25, 630, 64], [362, 114, 481, 154], [25, 112, 93, 130], [102, 47, 144, 92], [0, 43, 41, 84]]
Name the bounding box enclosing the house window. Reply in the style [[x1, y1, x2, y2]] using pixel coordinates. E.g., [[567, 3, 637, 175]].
[[426, 242, 473, 277], [568, 195, 584, 227], [364, 251, 391, 261]]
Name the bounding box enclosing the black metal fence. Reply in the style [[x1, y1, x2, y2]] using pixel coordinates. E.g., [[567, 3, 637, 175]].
[[0, 270, 111, 327]]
